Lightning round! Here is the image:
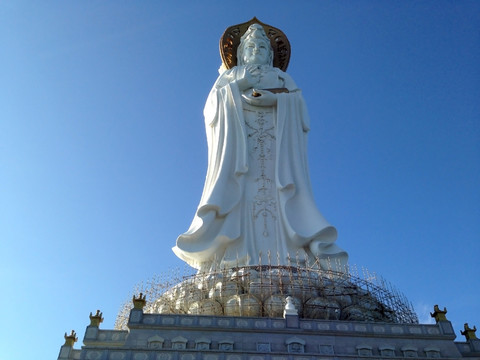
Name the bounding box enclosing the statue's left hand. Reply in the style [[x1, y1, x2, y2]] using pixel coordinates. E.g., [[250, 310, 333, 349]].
[[242, 89, 277, 107]]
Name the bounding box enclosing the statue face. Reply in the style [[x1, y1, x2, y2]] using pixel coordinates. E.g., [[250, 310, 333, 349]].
[[242, 38, 270, 65]]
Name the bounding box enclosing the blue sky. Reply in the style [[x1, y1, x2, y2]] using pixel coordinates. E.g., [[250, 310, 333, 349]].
[[1, 2, 479, 359]]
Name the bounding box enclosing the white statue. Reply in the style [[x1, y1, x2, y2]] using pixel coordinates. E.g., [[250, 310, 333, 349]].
[[173, 21, 348, 273]]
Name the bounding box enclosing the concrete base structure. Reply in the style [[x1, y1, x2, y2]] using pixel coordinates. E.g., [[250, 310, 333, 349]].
[[58, 308, 480, 360]]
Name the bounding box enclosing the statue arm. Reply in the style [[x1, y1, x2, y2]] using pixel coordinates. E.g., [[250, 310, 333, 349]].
[[242, 69, 303, 108], [276, 69, 299, 92], [214, 66, 255, 91], [213, 68, 235, 89], [206, 68, 244, 126], [277, 69, 310, 132]]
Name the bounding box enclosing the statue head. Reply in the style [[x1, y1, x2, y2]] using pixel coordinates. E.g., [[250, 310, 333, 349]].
[[237, 24, 273, 66]]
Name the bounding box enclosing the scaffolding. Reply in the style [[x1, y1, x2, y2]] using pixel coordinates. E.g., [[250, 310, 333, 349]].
[[115, 261, 418, 330]]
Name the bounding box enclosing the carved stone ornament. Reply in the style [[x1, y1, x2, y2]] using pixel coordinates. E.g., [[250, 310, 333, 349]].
[[430, 304, 448, 323], [133, 292, 147, 309], [220, 17, 291, 71], [89, 309, 104, 327], [64, 330, 78, 346], [461, 323, 478, 340]]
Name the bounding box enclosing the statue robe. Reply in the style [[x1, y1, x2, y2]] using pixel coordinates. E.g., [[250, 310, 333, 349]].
[[173, 66, 348, 272]]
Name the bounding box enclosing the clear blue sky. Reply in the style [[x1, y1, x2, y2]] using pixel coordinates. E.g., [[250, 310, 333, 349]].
[[1, 2, 479, 359]]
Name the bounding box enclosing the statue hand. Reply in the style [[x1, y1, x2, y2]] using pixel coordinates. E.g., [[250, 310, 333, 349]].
[[245, 64, 259, 74], [236, 67, 255, 91], [242, 89, 277, 107]]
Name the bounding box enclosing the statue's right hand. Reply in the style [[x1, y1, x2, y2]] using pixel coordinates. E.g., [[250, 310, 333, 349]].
[[235, 67, 255, 91]]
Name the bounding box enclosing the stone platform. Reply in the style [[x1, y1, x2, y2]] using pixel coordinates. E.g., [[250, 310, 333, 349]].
[[58, 307, 480, 360]]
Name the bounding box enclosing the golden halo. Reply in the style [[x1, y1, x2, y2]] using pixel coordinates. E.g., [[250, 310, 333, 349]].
[[220, 17, 291, 72]]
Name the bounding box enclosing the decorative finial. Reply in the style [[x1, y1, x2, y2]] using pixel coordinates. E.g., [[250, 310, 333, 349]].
[[133, 292, 147, 310], [89, 309, 104, 327], [461, 323, 478, 341], [430, 304, 448, 323], [283, 296, 298, 317], [64, 330, 78, 346]]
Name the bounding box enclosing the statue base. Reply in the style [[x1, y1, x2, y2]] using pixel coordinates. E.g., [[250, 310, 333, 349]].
[[116, 266, 418, 329]]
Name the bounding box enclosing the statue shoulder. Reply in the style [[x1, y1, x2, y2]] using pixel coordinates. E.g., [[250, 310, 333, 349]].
[[274, 68, 298, 91], [214, 67, 238, 88]]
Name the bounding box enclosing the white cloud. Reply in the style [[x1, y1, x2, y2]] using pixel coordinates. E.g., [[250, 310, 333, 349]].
[[415, 302, 436, 325]]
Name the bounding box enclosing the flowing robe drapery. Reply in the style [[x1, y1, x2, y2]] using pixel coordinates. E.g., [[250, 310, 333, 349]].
[[173, 66, 347, 272]]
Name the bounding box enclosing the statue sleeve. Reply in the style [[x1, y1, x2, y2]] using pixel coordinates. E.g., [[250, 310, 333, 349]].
[[275, 69, 310, 133], [275, 68, 299, 92], [205, 69, 238, 127]]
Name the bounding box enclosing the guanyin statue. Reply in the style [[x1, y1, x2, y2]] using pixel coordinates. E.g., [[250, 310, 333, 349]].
[[173, 19, 348, 273]]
